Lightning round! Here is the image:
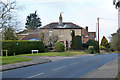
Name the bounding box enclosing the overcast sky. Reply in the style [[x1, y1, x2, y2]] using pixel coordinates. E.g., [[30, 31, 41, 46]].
[[7, 0, 118, 41]]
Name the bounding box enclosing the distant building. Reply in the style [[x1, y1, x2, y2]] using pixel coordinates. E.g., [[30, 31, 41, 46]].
[[17, 13, 96, 49], [82, 26, 96, 43]]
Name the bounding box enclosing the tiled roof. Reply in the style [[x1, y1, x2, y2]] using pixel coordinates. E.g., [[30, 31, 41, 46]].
[[17, 30, 34, 34], [40, 22, 83, 29]]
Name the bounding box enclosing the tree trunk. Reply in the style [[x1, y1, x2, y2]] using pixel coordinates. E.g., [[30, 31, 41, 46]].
[[118, 1, 120, 29]]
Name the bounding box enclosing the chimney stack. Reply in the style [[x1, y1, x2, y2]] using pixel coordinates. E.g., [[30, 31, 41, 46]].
[[59, 13, 63, 25], [86, 26, 88, 36]]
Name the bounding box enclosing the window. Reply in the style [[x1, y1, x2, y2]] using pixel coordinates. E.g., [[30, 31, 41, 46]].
[[49, 30, 53, 37]]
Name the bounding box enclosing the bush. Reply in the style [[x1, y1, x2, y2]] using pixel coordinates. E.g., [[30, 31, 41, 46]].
[[54, 42, 65, 52], [100, 46, 105, 50], [87, 40, 99, 52], [82, 43, 89, 50], [85, 46, 95, 54], [2, 40, 45, 56]]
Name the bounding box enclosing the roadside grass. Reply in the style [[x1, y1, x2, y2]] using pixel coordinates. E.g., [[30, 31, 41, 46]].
[[19, 51, 88, 57], [117, 73, 120, 80], [0, 51, 88, 65], [0, 56, 33, 65]]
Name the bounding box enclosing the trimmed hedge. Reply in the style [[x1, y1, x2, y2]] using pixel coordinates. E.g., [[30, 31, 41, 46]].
[[2, 40, 45, 56]]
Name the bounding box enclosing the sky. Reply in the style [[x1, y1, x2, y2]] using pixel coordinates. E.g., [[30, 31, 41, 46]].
[[6, 0, 119, 42]]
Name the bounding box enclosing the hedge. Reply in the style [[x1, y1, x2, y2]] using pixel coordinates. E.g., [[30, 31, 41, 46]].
[[2, 40, 45, 56]]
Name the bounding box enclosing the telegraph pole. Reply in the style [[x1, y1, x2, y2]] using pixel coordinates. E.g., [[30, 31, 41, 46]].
[[97, 17, 100, 53]]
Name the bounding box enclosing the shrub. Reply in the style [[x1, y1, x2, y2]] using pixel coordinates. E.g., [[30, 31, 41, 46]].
[[87, 40, 99, 52], [2, 40, 45, 56], [82, 43, 89, 50], [85, 46, 95, 54], [100, 46, 105, 50], [54, 42, 65, 52]]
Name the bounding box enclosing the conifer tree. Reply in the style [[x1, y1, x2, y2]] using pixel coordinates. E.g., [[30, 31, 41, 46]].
[[25, 11, 41, 30], [71, 30, 76, 50], [101, 36, 108, 47]]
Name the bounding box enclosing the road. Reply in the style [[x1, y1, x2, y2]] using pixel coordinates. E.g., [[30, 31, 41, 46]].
[[2, 53, 118, 79]]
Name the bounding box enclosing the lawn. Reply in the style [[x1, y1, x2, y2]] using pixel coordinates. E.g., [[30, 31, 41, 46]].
[[0, 56, 33, 65], [0, 51, 87, 65], [19, 51, 88, 57]]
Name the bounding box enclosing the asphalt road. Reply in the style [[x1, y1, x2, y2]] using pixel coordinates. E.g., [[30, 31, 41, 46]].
[[2, 53, 118, 79]]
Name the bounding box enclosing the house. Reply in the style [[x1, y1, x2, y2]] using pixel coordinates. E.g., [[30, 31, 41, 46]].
[[82, 26, 96, 43], [17, 13, 96, 50]]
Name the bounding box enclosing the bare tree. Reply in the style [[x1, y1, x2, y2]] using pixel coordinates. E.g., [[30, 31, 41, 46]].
[[49, 35, 58, 46], [38, 31, 49, 45], [0, 0, 20, 40]]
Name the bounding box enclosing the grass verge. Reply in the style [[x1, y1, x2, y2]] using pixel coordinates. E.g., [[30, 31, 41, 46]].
[[19, 51, 88, 57], [0, 56, 33, 65], [117, 73, 120, 80]]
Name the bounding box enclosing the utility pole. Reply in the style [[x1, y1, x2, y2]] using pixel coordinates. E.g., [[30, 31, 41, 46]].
[[97, 17, 100, 53]]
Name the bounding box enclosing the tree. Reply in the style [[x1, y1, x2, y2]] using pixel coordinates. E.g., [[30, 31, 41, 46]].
[[75, 36, 82, 50], [3, 27, 17, 40], [111, 28, 120, 51], [113, 0, 120, 29], [39, 32, 45, 42], [0, 0, 20, 40], [49, 35, 58, 46], [25, 11, 42, 30], [71, 30, 76, 50], [87, 40, 99, 52], [101, 36, 108, 47], [113, 0, 120, 9]]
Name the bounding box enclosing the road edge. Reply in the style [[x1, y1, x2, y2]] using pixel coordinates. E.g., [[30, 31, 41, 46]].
[[1, 59, 51, 72]]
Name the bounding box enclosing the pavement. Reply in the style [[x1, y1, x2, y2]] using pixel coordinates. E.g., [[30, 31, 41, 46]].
[[2, 53, 118, 79], [82, 57, 118, 78]]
